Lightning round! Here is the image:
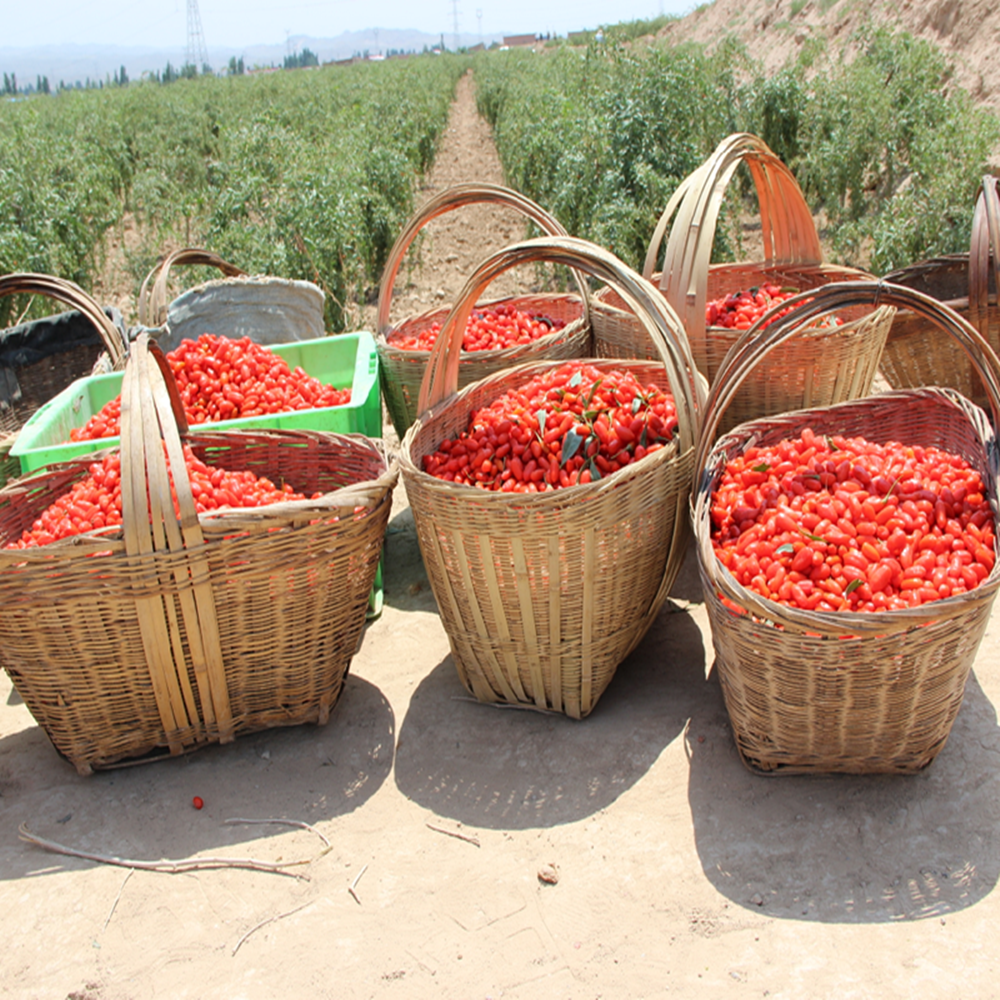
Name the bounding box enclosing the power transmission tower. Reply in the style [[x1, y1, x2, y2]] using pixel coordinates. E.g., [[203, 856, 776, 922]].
[[186, 0, 210, 72], [450, 0, 460, 51]]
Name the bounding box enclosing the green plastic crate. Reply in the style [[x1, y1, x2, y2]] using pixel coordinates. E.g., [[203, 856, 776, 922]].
[[12, 332, 381, 474]]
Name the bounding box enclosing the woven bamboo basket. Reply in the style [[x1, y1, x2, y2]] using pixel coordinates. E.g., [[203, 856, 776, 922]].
[[0, 334, 396, 774], [137, 247, 247, 327], [692, 281, 1000, 775], [377, 183, 591, 439], [0, 274, 127, 487], [400, 235, 703, 718], [592, 135, 891, 433], [880, 176, 1000, 407]]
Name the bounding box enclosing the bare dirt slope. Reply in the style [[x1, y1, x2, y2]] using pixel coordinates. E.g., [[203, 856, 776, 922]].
[[3, 66, 1000, 1000], [659, 0, 1000, 115]]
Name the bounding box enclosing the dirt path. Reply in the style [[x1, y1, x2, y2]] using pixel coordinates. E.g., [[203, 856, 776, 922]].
[[363, 69, 543, 333], [2, 71, 1000, 1000]]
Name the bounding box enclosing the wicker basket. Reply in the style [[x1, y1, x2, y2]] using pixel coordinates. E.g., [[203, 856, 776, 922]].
[[880, 176, 1000, 406], [0, 274, 127, 487], [692, 281, 1000, 775], [592, 135, 891, 432], [377, 183, 591, 439], [0, 334, 396, 774], [400, 235, 703, 718]]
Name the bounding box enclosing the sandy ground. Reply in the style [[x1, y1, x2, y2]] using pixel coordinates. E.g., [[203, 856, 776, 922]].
[[3, 72, 1000, 1000], [659, 0, 1000, 119]]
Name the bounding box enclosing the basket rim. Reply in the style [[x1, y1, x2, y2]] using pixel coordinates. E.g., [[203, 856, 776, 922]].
[[377, 291, 588, 359], [400, 355, 689, 509], [0, 427, 398, 565], [693, 385, 1000, 639]]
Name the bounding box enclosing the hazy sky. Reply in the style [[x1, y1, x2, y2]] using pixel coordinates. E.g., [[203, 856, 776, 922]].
[[3, 1, 695, 50]]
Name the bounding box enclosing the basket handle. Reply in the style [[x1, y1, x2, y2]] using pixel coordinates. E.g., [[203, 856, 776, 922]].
[[138, 248, 247, 328], [969, 175, 1000, 344], [642, 134, 822, 345], [416, 234, 704, 453], [644, 133, 823, 281], [0, 273, 127, 370], [120, 332, 232, 752], [376, 182, 590, 333]]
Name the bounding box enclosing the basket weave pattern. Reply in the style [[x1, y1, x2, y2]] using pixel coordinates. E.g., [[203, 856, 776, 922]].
[[880, 256, 996, 402], [881, 179, 1000, 404], [693, 282, 1000, 774], [401, 236, 702, 718], [0, 337, 396, 774], [406, 358, 693, 717]]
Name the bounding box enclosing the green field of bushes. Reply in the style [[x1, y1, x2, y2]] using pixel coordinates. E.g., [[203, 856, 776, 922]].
[[1, 24, 997, 328]]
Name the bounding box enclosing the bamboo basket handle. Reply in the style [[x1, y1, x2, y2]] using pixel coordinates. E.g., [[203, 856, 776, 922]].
[[138, 248, 247, 328], [646, 134, 821, 347], [694, 280, 1000, 637], [969, 176, 1000, 345], [0, 273, 127, 369], [640, 162, 705, 282], [417, 234, 704, 453], [120, 333, 233, 751], [376, 182, 590, 334]]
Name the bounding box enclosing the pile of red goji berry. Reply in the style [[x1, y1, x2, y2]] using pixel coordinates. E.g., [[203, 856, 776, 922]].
[[387, 302, 567, 352], [5, 447, 322, 549], [706, 283, 843, 331], [710, 426, 996, 612], [422, 362, 678, 493], [70, 335, 352, 441]]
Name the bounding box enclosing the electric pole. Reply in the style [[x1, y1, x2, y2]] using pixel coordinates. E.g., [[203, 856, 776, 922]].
[[186, 0, 209, 72]]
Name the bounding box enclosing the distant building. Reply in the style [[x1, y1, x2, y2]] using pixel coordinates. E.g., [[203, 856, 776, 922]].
[[503, 33, 538, 48]]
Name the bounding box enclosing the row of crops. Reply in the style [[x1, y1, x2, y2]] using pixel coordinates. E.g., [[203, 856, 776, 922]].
[[2, 27, 997, 330], [475, 28, 1000, 277], [0, 57, 464, 329]]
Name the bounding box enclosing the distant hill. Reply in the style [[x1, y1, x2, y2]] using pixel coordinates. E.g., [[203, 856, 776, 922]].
[[0, 28, 504, 87], [657, 0, 1000, 115]]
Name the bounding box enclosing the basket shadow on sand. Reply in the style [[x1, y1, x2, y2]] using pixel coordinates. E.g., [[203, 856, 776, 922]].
[[685, 664, 1000, 923], [0, 674, 395, 882], [393, 548, 707, 831]]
